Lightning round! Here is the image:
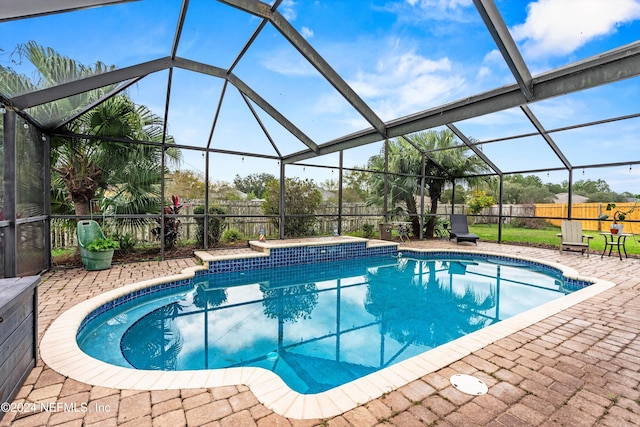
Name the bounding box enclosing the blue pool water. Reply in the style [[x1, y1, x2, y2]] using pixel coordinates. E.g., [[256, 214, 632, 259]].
[[77, 253, 586, 394]]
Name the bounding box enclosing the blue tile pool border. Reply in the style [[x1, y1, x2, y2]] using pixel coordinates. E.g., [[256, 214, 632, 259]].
[[400, 249, 593, 291], [77, 278, 193, 336], [201, 241, 398, 275]]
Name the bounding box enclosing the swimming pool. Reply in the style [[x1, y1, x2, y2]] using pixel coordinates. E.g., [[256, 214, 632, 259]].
[[40, 239, 615, 419], [77, 253, 585, 394]]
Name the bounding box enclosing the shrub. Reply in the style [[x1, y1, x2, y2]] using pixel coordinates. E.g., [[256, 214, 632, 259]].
[[222, 228, 243, 243], [113, 232, 137, 254], [261, 177, 322, 237], [194, 205, 227, 245], [511, 217, 549, 229], [362, 223, 374, 238], [151, 195, 182, 249], [466, 190, 495, 220]]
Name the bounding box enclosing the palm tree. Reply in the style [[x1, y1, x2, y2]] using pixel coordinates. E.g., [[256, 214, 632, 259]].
[[420, 130, 489, 237], [0, 42, 120, 128], [367, 130, 488, 238], [367, 138, 422, 231], [1, 42, 180, 220], [52, 94, 180, 219]]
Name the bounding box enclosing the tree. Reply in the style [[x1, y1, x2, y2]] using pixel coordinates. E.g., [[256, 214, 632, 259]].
[[0, 42, 117, 125], [319, 179, 339, 203], [233, 173, 276, 199], [210, 181, 243, 200], [319, 170, 370, 203], [343, 168, 370, 202], [440, 184, 468, 205], [505, 174, 545, 188], [572, 179, 611, 196], [420, 131, 488, 237], [500, 175, 555, 204], [262, 177, 322, 237], [501, 183, 555, 204], [568, 179, 625, 202], [320, 179, 339, 193], [466, 190, 495, 219], [587, 191, 621, 203], [366, 140, 422, 232], [165, 169, 206, 200], [52, 94, 180, 219], [366, 130, 489, 237], [545, 182, 566, 195], [1, 42, 180, 220], [341, 187, 366, 203]]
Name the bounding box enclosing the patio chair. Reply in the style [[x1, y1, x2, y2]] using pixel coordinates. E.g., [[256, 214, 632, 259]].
[[558, 220, 592, 257], [450, 214, 479, 245]]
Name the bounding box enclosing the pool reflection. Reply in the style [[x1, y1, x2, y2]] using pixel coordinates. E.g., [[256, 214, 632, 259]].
[[118, 256, 567, 393]]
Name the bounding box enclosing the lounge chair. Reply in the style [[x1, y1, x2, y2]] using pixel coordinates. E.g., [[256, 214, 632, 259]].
[[450, 214, 479, 245], [558, 220, 592, 257]]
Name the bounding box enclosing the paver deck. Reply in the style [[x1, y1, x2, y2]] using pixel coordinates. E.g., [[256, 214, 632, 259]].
[[2, 239, 640, 426]]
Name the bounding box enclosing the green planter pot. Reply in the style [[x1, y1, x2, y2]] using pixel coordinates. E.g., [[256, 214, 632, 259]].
[[82, 249, 114, 271]]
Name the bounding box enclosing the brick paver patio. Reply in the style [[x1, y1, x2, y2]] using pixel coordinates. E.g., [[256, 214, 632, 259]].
[[2, 240, 640, 426]]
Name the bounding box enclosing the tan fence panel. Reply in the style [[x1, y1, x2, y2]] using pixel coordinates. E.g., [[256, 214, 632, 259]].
[[534, 204, 564, 226], [535, 202, 638, 232]]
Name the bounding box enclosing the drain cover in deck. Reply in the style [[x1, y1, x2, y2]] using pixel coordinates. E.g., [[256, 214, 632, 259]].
[[450, 374, 488, 395]]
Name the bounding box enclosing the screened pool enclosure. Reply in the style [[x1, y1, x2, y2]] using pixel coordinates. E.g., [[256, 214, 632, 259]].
[[1, 0, 640, 277]]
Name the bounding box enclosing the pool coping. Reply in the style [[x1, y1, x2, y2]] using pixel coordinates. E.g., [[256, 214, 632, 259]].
[[40, 244, 615, 420]]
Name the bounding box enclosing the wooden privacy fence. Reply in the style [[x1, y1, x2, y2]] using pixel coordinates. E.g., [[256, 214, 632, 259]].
[[477, 203, 639, 233], [535, 202, 640, 233]]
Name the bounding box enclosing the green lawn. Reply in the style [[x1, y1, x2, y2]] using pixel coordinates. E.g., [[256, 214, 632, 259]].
[[468, 223, 640, 256]]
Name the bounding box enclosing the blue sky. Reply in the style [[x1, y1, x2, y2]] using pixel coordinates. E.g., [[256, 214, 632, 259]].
[[1, 0, 640, 193]]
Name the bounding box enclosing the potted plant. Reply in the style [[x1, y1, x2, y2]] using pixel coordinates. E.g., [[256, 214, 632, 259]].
[[598, 195, 640, 234], [84, 237, 119, 270]]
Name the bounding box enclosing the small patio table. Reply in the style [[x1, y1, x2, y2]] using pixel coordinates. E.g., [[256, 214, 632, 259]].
[[599, 232, 631, 260]]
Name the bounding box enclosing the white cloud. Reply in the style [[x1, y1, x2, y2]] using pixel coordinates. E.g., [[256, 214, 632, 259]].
[[511, 0, 640, 59], [476, 49, 512, 82], [260, 48, 316, 76], [477, 66, 491, 79], [347, 47, 465, 120], [483, 49, 503, 64], [279, 0, 297, 21], [300, 26, 314, 39], [307, 42, 469, 128], [391, 0, 474, 22], [404, 0, 473, 10]]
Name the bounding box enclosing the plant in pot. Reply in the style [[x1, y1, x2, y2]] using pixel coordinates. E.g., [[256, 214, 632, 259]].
[[84, 237, 120, 270], [598, 195, 640, 235]]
